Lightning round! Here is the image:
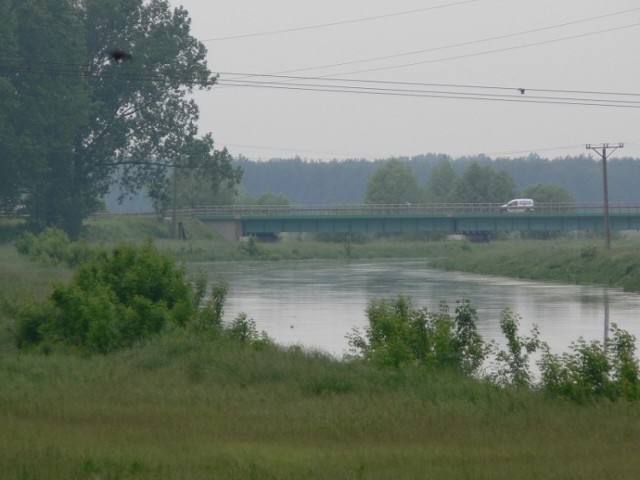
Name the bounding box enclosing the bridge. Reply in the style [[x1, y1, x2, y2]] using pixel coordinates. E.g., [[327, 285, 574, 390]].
[[183, 203, 640, 241]]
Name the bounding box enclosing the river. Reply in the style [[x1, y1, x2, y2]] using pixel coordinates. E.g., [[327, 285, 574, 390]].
[[197, 259, 640, 358]]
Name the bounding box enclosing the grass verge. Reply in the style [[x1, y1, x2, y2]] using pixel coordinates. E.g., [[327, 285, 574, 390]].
[[2, 329, 640, 479]]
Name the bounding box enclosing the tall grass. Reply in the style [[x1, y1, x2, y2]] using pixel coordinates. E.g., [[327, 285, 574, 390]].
[[3, 219, 640, 478], [2, 329, 640, 479], [429, 237, 640, 292]]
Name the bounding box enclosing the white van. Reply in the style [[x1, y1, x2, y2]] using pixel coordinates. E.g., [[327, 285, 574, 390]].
[[499, 198, 534, 213]]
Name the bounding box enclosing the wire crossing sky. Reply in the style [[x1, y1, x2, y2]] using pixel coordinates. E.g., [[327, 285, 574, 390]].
[[171, 0, 640, 161]]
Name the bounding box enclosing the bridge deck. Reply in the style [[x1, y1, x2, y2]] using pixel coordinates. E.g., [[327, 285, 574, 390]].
[[187, 203, 640, 239]]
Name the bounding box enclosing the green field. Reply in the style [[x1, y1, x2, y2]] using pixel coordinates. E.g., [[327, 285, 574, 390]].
[[2, 217, 640, 479]]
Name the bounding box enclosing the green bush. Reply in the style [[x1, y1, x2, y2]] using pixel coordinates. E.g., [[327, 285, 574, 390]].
[[226, 313, 273, 349], [347, 296, 488, 374], [192, 280, 228, 332], [16, 242, 197, 353], [538, 324, 640, 402], [492, 309, 544, 388], [15, 227, 97, 266]]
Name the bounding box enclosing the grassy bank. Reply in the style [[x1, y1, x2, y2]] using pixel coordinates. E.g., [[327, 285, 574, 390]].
[[2, 218, 640, 478], [428, 236, 640, 292], [81, 215, 467, 262], [2, 329, 640, 479]]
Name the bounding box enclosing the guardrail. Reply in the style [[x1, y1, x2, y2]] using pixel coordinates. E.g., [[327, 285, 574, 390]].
[[182, 202, 640, 217], [87, 203, 640, 218]]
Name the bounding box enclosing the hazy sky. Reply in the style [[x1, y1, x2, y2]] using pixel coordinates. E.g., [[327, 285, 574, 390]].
[[170, 0, 640, 161]]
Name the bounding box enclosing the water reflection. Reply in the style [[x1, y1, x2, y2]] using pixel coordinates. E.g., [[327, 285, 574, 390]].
[[196, 259, 640, 358]]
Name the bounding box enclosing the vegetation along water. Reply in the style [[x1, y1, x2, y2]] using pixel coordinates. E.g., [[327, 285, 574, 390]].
[[1, 217, 640, 479]]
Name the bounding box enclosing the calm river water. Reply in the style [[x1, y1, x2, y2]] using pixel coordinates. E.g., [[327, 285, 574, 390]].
[[198, 259, 640, 358]]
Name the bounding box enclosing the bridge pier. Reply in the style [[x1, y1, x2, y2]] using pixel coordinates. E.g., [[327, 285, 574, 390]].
[[202, 219, 243, 241]]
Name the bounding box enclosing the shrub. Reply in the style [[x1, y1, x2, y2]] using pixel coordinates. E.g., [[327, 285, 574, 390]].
[[491, 309, 544, 388], [226, 313, 273, 349], [15, 227, 97, 266], [193, 280, 228, 332], [538, 324, 640, 402], [16, 242, 197, 353], [347, 296, 488, 374]]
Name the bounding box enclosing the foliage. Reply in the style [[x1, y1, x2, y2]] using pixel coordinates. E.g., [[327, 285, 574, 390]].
[[235, 190, 291, 206], [174, 167, 239, 209], [424, 157, 457, 203], [453, 162, 517, 204], [522, 183, 575, 204], [0, 0, 241, 237], [538, 324, 640, 402], [193, 279, 228, 331], [235, 154, 640, 207], [16, 242, 197, 353], [364, 159, 423, 204], [237, 236, 265, 257], [347, 296, 488, 374], [491, 309, 544, 388], [15, 227, 97, 266], [225, 312, 273, 349], [428, 238, 640, 293]]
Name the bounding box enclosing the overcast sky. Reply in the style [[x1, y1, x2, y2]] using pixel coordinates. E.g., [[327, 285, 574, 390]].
[[170, 0, 640, 161]]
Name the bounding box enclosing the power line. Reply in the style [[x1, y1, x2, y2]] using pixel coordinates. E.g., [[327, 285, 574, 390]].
[[308, 21, 640, 78], [221, 142, 392, 160], [483, 144, 587, 157], [216, 78, 640, 109], [217, 71, 640, 99], [220, 141, 616, 161], [4, 60, 640, 109], [266, 7, 640, 77], [201, 0, 479, 42]]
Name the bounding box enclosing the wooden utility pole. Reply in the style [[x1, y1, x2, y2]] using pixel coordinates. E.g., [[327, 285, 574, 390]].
[[586, 143, 624, 250], [172, 167, 177, 239]]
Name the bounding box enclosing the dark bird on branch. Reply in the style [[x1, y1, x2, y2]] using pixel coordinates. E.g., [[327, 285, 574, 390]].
[[108, 50, 133, 62], [519, 88, 525, 94]]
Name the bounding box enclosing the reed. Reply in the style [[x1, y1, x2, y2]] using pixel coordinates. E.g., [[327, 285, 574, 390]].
[[428, 237, 640, 292], [1, 330, 639, 479]]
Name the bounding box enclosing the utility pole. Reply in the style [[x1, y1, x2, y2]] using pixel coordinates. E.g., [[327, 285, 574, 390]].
[[172, 167, 177, 239], [586, 143, 623, 250]]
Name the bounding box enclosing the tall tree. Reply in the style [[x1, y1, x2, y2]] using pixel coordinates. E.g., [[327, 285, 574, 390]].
[[0, 0, 20, 213], [424, 156, 457, 203], [453, 162, 517, 204], [364, 159, 422, 204], [522, 183, 575, 204], [0, 0, 241, 236]]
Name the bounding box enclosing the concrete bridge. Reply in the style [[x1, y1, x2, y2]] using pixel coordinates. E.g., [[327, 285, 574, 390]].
[[184, 203, 640, 241]]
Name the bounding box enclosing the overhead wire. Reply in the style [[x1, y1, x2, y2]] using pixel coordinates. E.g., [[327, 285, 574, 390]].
[[254, 7, 640, 77], [3, 61, 640, 109], [215, 78, 640, 109], [216, 142, 604, 161], [216, 72, 640, 98], [319, 21, 640, 78], [201, 0, 479, 42]]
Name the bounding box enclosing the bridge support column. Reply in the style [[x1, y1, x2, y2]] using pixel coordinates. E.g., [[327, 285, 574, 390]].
[[203, 220, 243, 241]]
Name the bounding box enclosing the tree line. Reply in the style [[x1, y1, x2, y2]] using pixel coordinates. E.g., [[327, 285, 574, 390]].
[[236, 154, 640, 206], [106, 152, 639, 214]]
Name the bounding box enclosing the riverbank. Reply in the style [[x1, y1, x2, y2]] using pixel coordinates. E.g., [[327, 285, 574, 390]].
[[2, 220, 640, 478], [4, 216, 640, 292], [2, 326, 640, 479], [427, 236, 640, 293]]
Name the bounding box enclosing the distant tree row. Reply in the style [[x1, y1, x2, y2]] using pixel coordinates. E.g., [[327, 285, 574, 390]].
[[233, 154, 639, 206], [363, 158, 574, 206]]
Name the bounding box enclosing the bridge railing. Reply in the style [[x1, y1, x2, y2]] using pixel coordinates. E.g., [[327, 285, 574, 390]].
[[185, 203, 502, 216], [182, 202, 640, 217]]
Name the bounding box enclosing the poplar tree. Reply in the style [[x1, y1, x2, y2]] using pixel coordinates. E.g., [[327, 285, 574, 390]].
[[0, 0, 241, 236]]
